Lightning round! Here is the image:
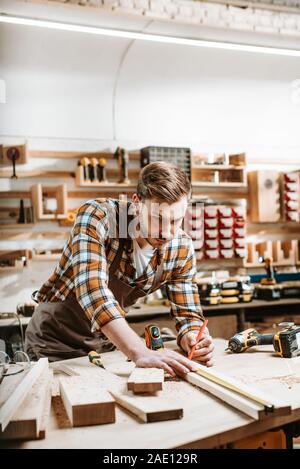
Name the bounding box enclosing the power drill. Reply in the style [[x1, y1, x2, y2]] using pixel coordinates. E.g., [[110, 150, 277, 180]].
[[226, 322, 300, 358]]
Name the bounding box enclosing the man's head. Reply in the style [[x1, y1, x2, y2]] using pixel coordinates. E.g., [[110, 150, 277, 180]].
[[132, 162, 191, 248]]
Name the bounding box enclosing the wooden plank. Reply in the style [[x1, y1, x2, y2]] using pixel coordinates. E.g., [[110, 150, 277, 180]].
[[127, 368, 164, 394], [110, 389, 183, 423], [192, 362, 291, 415], [186, 372, 265, 420], [38, 370, 53, 439], [0, 366, 50, 440], [0, 358, 48, 432], [59, 376, 115, 427]]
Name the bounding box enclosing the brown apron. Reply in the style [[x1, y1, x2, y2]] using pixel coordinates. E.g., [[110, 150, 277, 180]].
[[25, 238, 164, 362]]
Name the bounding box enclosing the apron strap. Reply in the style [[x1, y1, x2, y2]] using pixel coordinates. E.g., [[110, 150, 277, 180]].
[[151, 254, 164, 292], [109, 238, 127, 276]]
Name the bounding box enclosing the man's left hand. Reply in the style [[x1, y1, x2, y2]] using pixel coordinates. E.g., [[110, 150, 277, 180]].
[[180, 329, 214, 367]]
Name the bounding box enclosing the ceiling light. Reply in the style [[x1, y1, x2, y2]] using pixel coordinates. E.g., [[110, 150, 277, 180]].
[[0, 14, 300, 57]]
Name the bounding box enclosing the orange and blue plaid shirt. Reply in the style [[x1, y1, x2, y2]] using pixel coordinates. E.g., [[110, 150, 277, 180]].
[[36, 198, 205, 346]]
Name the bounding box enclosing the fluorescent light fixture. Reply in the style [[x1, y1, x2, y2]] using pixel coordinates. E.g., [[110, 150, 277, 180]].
[[0, 13, 300, 57], [0, 78, 6, 104]]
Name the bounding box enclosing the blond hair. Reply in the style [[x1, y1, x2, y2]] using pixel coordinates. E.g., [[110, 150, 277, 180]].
[[137, 161, 191, 203]]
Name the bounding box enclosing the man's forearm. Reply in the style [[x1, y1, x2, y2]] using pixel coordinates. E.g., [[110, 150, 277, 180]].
[[101, 318, 147, 361]]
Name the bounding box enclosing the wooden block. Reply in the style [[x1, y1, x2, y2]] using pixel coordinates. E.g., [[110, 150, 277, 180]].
[[127, 368, 164, 394], [110, 389, 183, 423], [0, 366, 50, 440], [248, 171, 281, 222], [59, 376, 115, 427], [0, 358, 48, 433]]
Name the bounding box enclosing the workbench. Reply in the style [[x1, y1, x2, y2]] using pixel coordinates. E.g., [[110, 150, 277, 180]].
[[2, 339, 300, 449]]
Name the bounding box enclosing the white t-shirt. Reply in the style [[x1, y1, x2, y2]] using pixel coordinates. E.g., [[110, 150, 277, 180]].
[[133, 239, 155, 279]]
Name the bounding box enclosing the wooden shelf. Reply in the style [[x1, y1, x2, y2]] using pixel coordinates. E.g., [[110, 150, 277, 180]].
[[32, 254, 61, 261], [0, 223, 35, 229], [28, 150, 140, 161], [192, 182, 247, 188], [75, 181, 136, 189], [0, 266, 27, 272], [0, 170, 74, 179], [193, 164, 245, 170], [191, 163, 246, 187]]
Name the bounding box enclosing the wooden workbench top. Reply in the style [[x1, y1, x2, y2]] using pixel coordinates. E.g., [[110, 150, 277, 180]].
[[2, 339, 300, 449]]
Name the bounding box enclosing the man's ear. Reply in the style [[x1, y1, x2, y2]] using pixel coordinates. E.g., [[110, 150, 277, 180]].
[[132, 193, 142, 214]]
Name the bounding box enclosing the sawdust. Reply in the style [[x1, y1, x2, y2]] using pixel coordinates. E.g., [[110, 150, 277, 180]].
[[259, 375, 300, 390], [233, 373, 300, 390]]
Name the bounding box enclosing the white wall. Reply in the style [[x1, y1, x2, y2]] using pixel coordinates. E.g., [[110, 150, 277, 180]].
[[1, 21, 300, 166]]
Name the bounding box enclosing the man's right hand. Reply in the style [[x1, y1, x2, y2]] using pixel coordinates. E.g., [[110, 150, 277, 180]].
[[134, 348, 198, 377]]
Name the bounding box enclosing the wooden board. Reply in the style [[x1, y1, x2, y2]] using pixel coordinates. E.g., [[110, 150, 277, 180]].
[[38, 370, 53, 440], [110, 389, 183, 423], [187, 372, 267, 420], [59, 376, 116, 427], [0, 358, 48, 432], [127, 368, 164, 394], [191, 362, 291, 414], [0, 366, 50, 440]]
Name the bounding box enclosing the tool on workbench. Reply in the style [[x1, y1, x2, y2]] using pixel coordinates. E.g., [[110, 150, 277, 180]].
[[226, 322, 300, 358], [114, 146, 130, 184], [188, 319, 208, 360], [145, 324, 165, 351], [255, 257, 282, 301], [144, 325, 180, 382], [88, 350, 105, 369]]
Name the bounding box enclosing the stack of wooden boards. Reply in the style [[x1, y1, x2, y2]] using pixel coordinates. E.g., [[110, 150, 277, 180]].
[[0, 358, 51, 441], [1, 352, 293, 441], [58, 365, 184, 426], [56, 358, 292, 429]]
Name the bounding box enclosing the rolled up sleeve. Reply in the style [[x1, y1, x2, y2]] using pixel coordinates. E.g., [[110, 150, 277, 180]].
[[166, 240, 205, 348], [71, 203, 126, 333]]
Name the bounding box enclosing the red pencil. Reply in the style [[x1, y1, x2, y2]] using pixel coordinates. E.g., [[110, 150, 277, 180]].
[[188, 319, 209, 361]]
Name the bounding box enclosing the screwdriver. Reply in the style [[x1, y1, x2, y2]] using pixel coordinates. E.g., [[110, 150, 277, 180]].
[[88, 350, 105, 369]]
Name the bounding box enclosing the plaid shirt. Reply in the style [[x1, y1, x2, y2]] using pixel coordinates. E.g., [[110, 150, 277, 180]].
[[36, 198, 205, 346]]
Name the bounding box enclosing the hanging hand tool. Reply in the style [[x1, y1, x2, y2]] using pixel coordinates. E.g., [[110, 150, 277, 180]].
[[6, 146, 20, 179], [98, 158, 107, 182], [88, 350, 105, 369], [226, 322, 300, 358], [114, 146, 130, 184], [79, 157, 90, 181]]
